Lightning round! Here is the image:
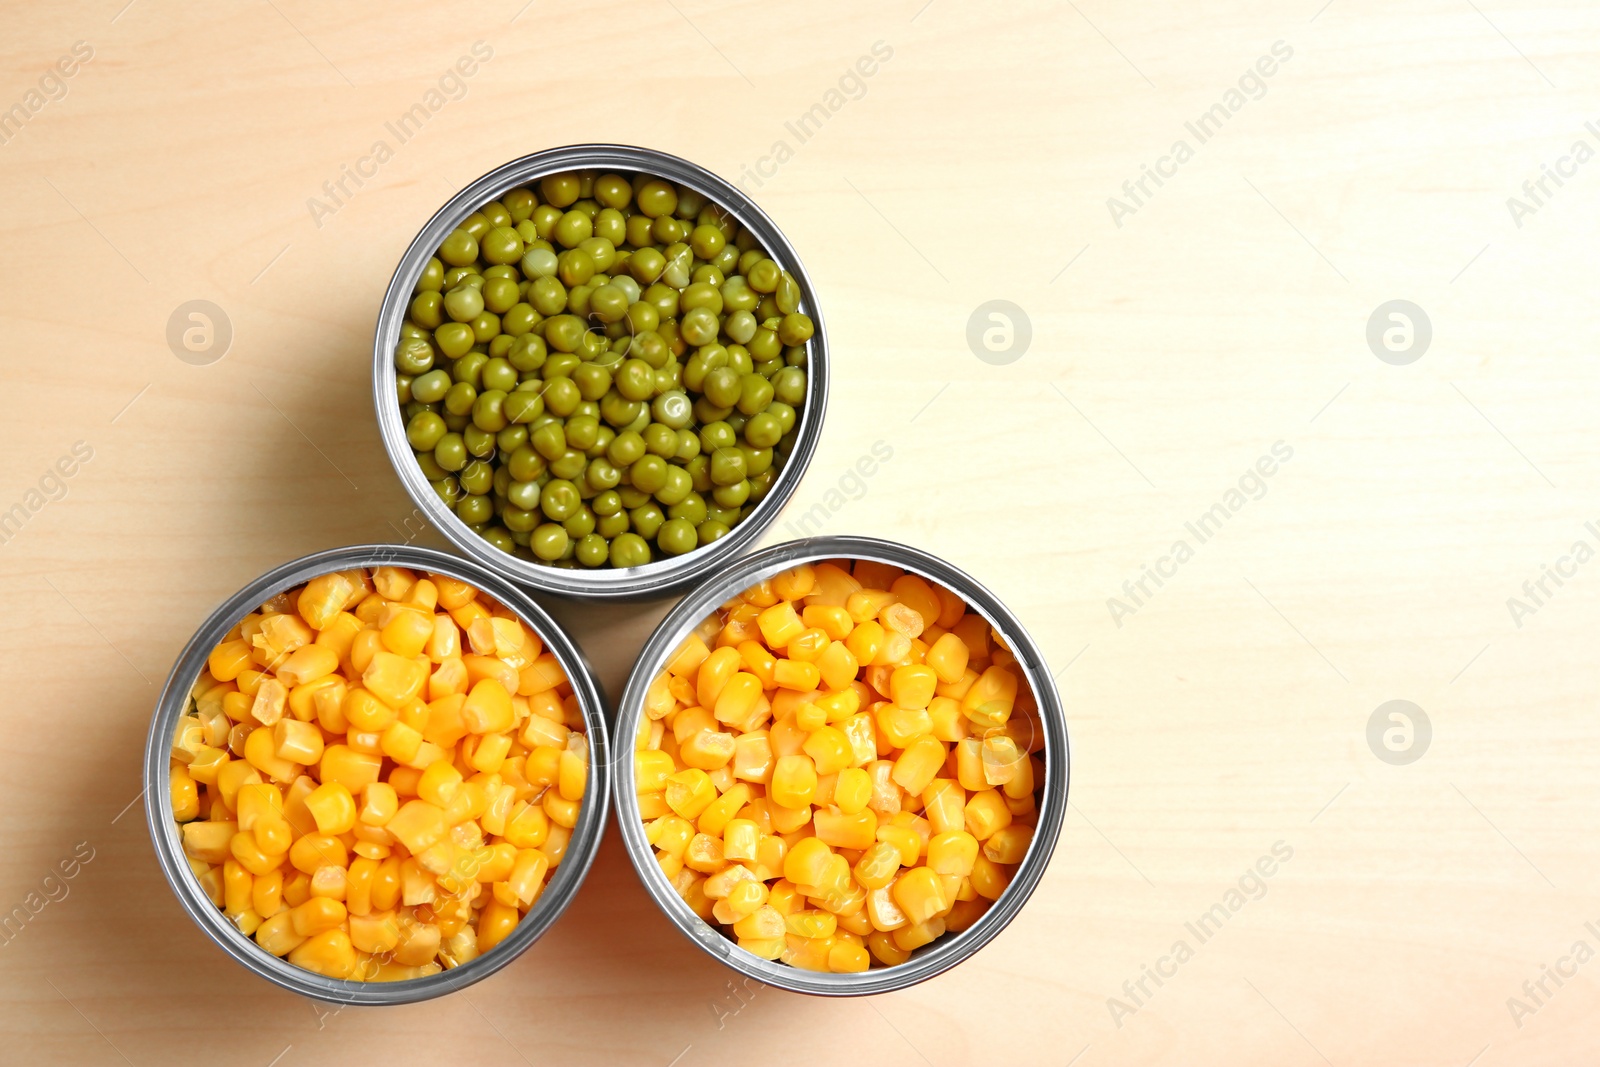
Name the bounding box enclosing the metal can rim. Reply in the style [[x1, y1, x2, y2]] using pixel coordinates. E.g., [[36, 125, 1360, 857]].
[[372, 143, 831, 601], [609, 535, 1071, 995], [143, 544, 613, 1005]]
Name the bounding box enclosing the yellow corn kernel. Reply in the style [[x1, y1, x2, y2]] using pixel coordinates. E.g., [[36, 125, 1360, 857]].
[[964, 789, 1013, 841], [227, 827, 281, 876], [733, 903, 786, 941], [665, 769, 718, 819], [680, 729, 735, 771], [241, 723, 296, 783], [304, 782, 357, 835], [877, 823, 921, 867], [171, 768, 200, 822], [793, 700, 825, 733], [503, 802, 550, 849], [816, 642, 859, 693], [694, 646, 742, 707], [866, 884, 908, 931], [378, 607, 434, 659], [289, 895, 347, 936], [731, 730, 773, 785], [783, 837, 832, 886], [756, 602, 805, 648], [462, 678, 514, 734], [770, 799, 812, 834], [889, 665, 938, 710], [784, 628, 828, 664], [388, 799, 448, 854], [187, 746, 229, 786], [853, 841, 902, 891], [983, 824, 1034, 865], [723, 819, 760, 863], [346, 857, 378, 916], [876, 704, 932, 750], [345, 687, 399, 733], [251, 868, 284, 917], [270, 718, 323, 766], [712, 672, 762, 725], [773, 658, 821, 692], [208, 639, 254, 682], [255, 910, 307, 957], [925, 633, 969, 684], [981, 734, 1023, 785], [927, 830, 980, 877], [508, 848, 549, 905], [962, 664, 1018, 726], [891, 866, 949, 925], [522, 708, 570, 750], [418, 760, 463, 808], [349, 910, 401, 956], [786, 910, 837, 939], [970, 854, 1011, 900], [684, 832, 725, 873], [865, 760, 902, 818], [802, 726, 853, 776], [468, 732, 513, 775], [954, 737, 987, 791], [813, 807, 878, 850], [635, 749, 675, 794], [543, 790, 579, 828], [320, 744, 382, 793], [832, 767, 873, 816], [697, 783, 752, 838], [276, 644, 339, 688], [866, 929, 909, 966], [290, 928, 358, 978], [770, 754, 818, 809], [891, 735, 947, 796], [309, 863, 348, 901], [289, 833, 347, 876], [665, 633, 712, 679], [923, 780, 966, 835], [892, 916, 946, 952], [181, 821, 235, 864], [477, 899, 520, 953], [827, 939, 871, 973], [363, 651, 428, 708], [222, 859, 254, 915]]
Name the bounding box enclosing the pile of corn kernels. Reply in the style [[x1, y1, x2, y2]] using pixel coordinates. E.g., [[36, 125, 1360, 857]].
[[636, 559, 1043, 972], [171, 566, 586, 982]]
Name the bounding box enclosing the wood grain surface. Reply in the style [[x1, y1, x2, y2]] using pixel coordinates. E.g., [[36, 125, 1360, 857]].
[[1, 1, 1597, 1063]]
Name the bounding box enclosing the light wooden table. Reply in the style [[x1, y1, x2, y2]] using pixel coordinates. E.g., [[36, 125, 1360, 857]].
[[2, 1, 1596, 1063]]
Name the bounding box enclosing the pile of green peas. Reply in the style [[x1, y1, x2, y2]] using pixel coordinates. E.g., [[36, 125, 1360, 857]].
[[394, 169, 813, 569]]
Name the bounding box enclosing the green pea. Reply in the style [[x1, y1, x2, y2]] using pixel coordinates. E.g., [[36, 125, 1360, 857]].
[[540, 479, 580, 521], [442, 266, 480, 290], [456, 493, 493, 525], [740, 445, 773, 476], [749, 467, 776, 501], [506, 478, 543, 512], [693, 397, 732, 425], [579, 236, 617, 273], [771, 366, 806, 406], [416, 451, 447, 480], [657, 517, 698, 556], [543, 379, 580, 417], [605, 358, 651, 403], [395, 338, 434, 375], [775, 270, 801, 315], [777, 312, 813, 346], [564, 505, 596, 538], [712, 479, 750, 508], [470, 311, 500, 343], [697, 520, 731, 546], [681, 281, 724, 315], [573, 362, 613, 401], [675, 428, 701, 461], [748, 327, 781, 361], [575, 532, 610, 567], [638, 423, 674, 457], [410, 291, 444, 329], [508, 444, 547, 482], [599, 393, 642, 428], [680, 307, 719, 347], [668, 492, 707, 526], [531, 523, 569, 561], [747, 258, 779, 293], [630, 454, 669, 494], [530, 276, 567, 315], [478, 276, 517, 315], [496, 423, 529, 453], [607, 430, 646, 467], [767, 401, 796, 435], [723, 309, 758, 345], [545, 353, 581, 379], [406, 410, 447, 451], [444, 381, 478, 416], [557, 249, 595, 287], [550, 449, 587, 480], [594, 511, 628, 540], [545, 315, 586, 354], [463, 425, 496, 458], [532, 422, 567, 461], [411, 369, 452, 404], [651, 390, 692, 429], [710, 448, 747, 486], [703, 366, 743, 408], [656, 465, 692, 506], [587, 284, 627, 325], [502, 504, 538, 533], [435, 322, 476, 358], [553, 210, 592, 249], [700, 421, 737, 451], [565, 415, 599, 451], [430, 475, 460, 505], [418, 256, 445, 292], [619, 485, 650, 508], [686, 455, 712, 492], [458, 459, 494, 496], [508, 334, 548, 373], [478, 226, 522, 265], [610, 533, 651, 568], [630, 331, 670, 369], [478, 358, 515, 394], [643, 282, 680, 321], [737, 374, 775, 416], [472, 390, 508, 432], [501, 303, 538, 337], [636, 179, 677, 218], [630, 502, 665, 539], [689, 224, 726, 260], [504, 391, 544, 424], [439, 228, 478, 267]]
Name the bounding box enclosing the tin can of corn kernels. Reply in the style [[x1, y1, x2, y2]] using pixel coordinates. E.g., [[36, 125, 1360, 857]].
[[610, 534, 1070, 995], [373, 144, 830, 601], [144, 544, 611, 1005]]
